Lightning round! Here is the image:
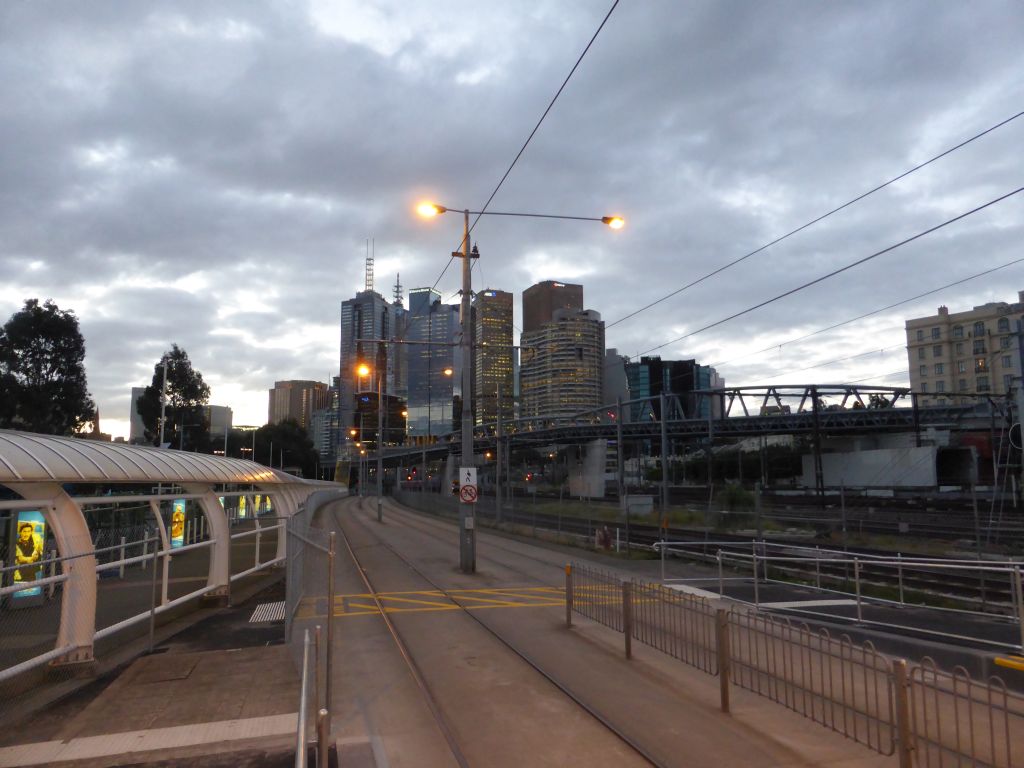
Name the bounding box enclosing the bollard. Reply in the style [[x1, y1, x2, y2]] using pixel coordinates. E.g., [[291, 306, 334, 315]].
[[565, 564, 573, 628], [893, 659, 913, 768], [119, 536, 127, 579], [622, 581, 633, 659], [716, 608, 731, 713]]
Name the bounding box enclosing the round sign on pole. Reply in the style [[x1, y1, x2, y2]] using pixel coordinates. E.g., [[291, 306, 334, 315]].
[[460, 485, 478, 503]]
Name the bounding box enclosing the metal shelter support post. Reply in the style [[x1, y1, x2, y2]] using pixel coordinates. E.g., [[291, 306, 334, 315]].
[[716, 608, 731, 713], [893, 658, 913, 768]]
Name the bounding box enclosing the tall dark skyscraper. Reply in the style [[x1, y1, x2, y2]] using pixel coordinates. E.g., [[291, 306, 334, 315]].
[[405, 288, 459, 438], [472, 288, 513, 425], [522, 280, 583, 333]]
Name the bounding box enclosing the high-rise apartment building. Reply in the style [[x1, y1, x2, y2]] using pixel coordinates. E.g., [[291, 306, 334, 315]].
[[520, 308, 605, 419], [473, 289, 514, 425], [268, 380, 329, 428], [522, 280, 583, 333], [906, 291, 1024, 405], [624, 356, 725, 419], [405, 288, 460, 437]]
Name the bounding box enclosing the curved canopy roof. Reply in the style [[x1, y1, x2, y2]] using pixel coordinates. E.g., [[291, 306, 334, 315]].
[[0, 430, 285, 485]]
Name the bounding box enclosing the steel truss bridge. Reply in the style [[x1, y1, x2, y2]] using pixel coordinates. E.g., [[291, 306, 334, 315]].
[[380, 384, 1014, 462]]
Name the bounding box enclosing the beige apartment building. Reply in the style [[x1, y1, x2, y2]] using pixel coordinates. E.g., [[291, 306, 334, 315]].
[[905, 291, 1024, 405]]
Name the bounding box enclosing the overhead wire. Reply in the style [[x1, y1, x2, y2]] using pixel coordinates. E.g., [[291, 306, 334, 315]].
[[607, 108, 1024, 330], [417, 0, 620, 301], [637, 184, 1024, 357], [709, 255, 1024, 369]]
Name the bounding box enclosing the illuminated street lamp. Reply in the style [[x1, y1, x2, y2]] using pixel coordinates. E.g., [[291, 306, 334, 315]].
[[417, 200, 624, 574]]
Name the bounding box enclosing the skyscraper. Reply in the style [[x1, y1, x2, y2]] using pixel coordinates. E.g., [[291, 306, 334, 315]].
[[520, 307, 605, 419], [473, 288, 514, 426], [268, 380, 329, 428], [522, 280, 583, 333], [405, 288, 459, 438]]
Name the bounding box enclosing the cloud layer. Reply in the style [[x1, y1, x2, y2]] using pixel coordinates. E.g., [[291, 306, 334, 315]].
[[3, 1, 1023, 436]]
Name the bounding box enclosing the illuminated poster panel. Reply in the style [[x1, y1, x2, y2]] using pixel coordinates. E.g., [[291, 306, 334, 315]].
[[12, 510, 46, 599], [254, 494, 262, 516], [170, 499, 186, 548], [238, 496, 247, 519]]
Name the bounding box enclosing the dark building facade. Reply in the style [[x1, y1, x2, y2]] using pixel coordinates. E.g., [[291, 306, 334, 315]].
[[522, 280, 583, 333], [473, 288, 514, 426]]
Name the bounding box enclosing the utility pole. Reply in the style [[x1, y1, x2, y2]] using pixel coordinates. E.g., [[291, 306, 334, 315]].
[[496, 382, 503, 524], [457, 209, 477, 573], [377, 373, 384, 523], [158, 362, 168, 448]]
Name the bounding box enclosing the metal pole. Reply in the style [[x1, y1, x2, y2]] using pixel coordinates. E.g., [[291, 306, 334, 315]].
[[314, 624, 321, 714], [897, 553, 904, 605], [716, 608, 731, 713], [377, 374, 384, 523], [752, 553, 759, 607], [893, 659, 913, 768], [854, 557, 862, 621], [717, 551, 724, 596], [755, 481, 763, 541], [622, 581, 633, 659], [158, 362, 168, 448], [617, 396, 628, 558], [496, 382, 503, 524], [295, 630, 310, 768], [325, 532, 336, 735], [565, 564, 573, 627], [659, 392, 669, 515], [148, 541, 159, 653], [119, 536, 126, 578], [458, 208, 476, 573], [317, 708, 330, 768], [1014, 566, 1024, 651], [840, 483, 848, 551]]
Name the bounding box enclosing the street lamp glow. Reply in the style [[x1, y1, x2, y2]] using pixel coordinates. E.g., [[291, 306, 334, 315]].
[[417, 202, 446, 218], [443, 367, 454, 376], [602, 216, 625, 230], [356, 363, 371, 377]]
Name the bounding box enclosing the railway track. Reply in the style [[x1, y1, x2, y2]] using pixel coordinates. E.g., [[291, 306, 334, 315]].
[[329, 497, 663, 767]]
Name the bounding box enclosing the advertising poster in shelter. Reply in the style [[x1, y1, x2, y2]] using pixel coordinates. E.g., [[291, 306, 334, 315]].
[[11, 510, 46, 601], [253, 494, 262, 516], [170, 499, 186, 548], [238, 495, 247, 519]]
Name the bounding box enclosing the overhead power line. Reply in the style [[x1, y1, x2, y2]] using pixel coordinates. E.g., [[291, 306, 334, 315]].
[[607, 108, 1024, 330], [638, 185, 1024, 357], [710, 255, 1024, 368], [421, 0, 620, 297], [747, 344, 904, 385]]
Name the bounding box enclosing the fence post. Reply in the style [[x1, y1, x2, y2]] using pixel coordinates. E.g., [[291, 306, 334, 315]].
[[892, 658, 913, 768], [660, 540, 665, 583], [317, 708, 330, 767], [622, 581, 633, 659], [314, 624, 322, 715], [716, 608, 731, 713], [854, 558, 862, 622], [119, 536, 127, 579], [325, 531, 336, 737], [752, 553, 760, 607], [565, 564, 573, 627]]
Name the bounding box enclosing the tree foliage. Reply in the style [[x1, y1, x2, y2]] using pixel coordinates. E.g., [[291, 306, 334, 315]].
[[137, 345, 211, 449], [253, 419, 318, 478], [0, 299, 95, 434]]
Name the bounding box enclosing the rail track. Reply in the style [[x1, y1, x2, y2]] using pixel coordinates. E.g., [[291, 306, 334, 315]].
[[329, 496, 663, 767]]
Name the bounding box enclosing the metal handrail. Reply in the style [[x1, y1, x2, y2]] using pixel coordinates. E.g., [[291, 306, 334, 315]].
[[296, 629, 310, 768]]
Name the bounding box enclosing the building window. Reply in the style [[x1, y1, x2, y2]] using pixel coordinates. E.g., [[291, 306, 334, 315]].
[[1003, 355, 1012, 369], [973, 321, 986, 336], [934, 363, 944, 375], [998, 317, 1010, 333], [976, 358, 987, 372], [1002, 336, 1012, 349], [937, 398, 946, 405], [916, 329, 924, 341], [977, 375, 989, 392], [919, 365, 927, 376], [958, 379, 968, 391], [933, 345, 942, 357], [958, 360, 967, 373], [1004, 375, 1014, 392], [918, 348, 926, 360], [973, 340, 986, 354], [931, 327, 940, 339], [955, 342, 964, 354], [953, 325, 963, 338], [936, 381, 945, 392], [920, 382, 928, 393]]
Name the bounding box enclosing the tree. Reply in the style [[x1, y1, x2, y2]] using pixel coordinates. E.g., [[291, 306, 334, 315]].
[[0, 299, 95, 434], [137, 345, 211, 450], [253, 419, 318, 478]]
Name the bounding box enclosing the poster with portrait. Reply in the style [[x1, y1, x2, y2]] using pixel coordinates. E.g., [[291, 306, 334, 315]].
[[170, 499, 186, 548], [253, 494, 263, 516], [238, 495, 247, 519], [12, 510, 46, 600]]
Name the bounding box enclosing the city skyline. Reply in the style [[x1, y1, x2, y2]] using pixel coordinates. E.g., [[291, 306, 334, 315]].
[[3, 2, 1023, 439]]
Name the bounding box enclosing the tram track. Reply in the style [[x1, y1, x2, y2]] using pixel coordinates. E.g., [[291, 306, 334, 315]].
[[331, 496, 664, 768]]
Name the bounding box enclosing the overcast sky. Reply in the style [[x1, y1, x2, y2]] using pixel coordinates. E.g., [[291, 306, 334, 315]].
[[3, 1, 1023, 439]]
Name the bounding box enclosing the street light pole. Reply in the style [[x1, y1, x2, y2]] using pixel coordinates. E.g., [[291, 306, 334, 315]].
[[458, 209, 476, 573], [377, 373, 384, 523]]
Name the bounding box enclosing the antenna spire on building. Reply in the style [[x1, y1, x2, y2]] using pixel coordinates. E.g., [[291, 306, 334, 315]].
[[393, 273, 404, 307], [365, 238, 375, 293]]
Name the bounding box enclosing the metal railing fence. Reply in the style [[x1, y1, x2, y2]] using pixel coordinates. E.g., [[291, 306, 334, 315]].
[[728, 607, 895, 755], [909, 658, 1024, 768], [567, 562, 1022, 766]]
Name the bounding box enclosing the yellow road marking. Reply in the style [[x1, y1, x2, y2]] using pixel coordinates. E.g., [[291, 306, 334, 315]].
[[377, 595, 455, 609], [292, 585, 566, 620]]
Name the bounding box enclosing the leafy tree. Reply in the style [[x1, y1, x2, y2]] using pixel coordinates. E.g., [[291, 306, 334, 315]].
[[0, 299, 95, 434], [253, 419, 318, 478], [137, 345, 211, 449]]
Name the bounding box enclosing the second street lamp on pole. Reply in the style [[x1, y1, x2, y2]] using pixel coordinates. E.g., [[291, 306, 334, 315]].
[[417, 201, 624, 574]]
